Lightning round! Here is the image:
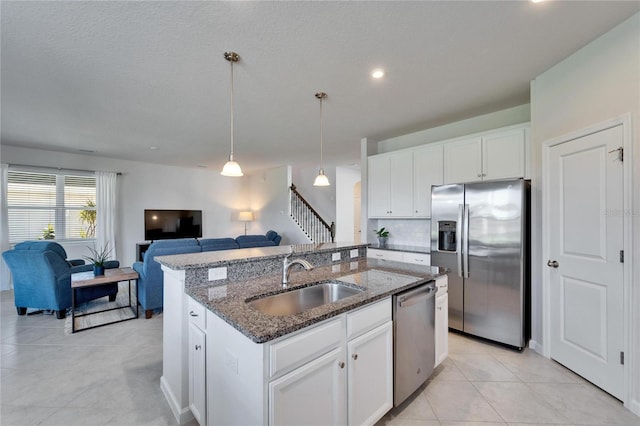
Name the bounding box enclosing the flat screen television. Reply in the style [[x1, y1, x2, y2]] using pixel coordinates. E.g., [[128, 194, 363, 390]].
[[144, 209, 202, 241]]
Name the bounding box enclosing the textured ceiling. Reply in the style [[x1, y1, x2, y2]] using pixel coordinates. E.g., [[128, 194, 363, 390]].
[[1, 1, 638, 173]]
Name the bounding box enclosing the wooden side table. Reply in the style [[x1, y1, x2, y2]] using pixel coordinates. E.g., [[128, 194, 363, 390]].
[[71, 267, 139, 333]]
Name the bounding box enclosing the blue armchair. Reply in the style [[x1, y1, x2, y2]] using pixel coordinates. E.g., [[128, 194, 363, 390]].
[[132, 238, 201, 319], [2, 241, 120, 319]]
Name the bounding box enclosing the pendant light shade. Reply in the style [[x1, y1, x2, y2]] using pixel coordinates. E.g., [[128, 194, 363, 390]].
[[313, 92, 330, 187], [221, 51, 243, 177]]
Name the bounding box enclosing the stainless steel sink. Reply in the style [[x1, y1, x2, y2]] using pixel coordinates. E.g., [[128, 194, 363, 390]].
[[247, 282, 364, 316]]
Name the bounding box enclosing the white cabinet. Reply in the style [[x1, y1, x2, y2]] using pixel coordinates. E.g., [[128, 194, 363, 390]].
[[207, 298, 392, 426], [187, 297, 206, 425], [413, 144, 443, 217], [444, 126, 528, 184], [368, 249, 431, 266], [347, 322, 393, 426], [434, 275, 449, 367], [443, 137, 483, 184], [368, 151, 413, 218], [270, 347, 346, 426]]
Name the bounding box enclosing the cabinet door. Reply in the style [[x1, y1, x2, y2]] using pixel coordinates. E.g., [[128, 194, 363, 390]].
[[413, 144, 443, 217], [270, 347, 347, 426], [482, 128, 526, 180], [347, 322, 393, 426], [435, 293, 449, 368], [443, 137, 482, 184], [389, 151, 413, 217], [188, 322, 206, 425], [368, 154, 391, 217]]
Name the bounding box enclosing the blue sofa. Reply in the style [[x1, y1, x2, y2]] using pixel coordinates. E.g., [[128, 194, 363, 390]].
[[2, 241, 120, 319], [132, 231, 281, 318]]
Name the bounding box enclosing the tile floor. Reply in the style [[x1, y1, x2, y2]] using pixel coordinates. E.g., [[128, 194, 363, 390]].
[[1, 289, 638, 426]]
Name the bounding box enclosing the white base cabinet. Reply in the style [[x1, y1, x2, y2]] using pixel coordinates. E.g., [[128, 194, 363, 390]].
[[434, 275, 449, 367], [207, 298, 393, 426], [187, 297, 207, 425]]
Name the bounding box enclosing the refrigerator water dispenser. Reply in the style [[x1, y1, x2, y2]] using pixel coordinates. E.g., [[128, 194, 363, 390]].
[[438, 221, 457, 252]]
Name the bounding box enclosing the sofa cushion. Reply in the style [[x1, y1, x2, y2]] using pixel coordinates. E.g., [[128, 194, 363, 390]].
[[236, 235, 275, 248], [199, 238, 239, 252]]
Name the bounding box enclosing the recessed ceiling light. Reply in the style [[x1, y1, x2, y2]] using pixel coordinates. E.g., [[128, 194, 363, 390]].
[[78, 149, 95, 153], [530, 0, 545, 3], [197, 164, 208, 168], [371, 69, 385, 79], [150, 146, 159, 150]]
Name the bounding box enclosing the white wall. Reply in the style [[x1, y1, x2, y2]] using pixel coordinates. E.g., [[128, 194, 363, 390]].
[[531, 12, 639, 413], [334, 166, 360, 243], [1, 145, 250, 267], [291, 165, 336, 224], [377, 104, 530, 153], [249, 165, 309, 245]]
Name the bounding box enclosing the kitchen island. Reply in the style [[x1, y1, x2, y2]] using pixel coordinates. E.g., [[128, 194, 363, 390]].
[[156, 243, 446, 425]]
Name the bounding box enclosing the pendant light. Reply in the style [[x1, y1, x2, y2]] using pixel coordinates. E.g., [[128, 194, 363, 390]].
[[221, 51, 243, 177], [313, 92, 330, 186]]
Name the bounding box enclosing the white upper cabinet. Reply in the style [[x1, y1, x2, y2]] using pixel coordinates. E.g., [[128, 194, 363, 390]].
[[368, 150, 413, 218], [369, 123, 529, 217], [444, 125, 528, 184], [443, 137, 483, 184], [482, 127, 527, 181], [413, 144, 444, 217]]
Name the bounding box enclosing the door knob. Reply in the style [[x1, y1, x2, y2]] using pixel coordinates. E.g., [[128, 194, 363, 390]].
[[547, 260, 559, 268]]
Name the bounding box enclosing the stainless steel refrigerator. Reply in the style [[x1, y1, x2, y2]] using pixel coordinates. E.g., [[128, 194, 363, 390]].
[[431, 178, 530, 349]]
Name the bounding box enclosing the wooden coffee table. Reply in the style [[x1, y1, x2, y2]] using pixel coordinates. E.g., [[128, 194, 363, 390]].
[[71, 267, 139, 333]]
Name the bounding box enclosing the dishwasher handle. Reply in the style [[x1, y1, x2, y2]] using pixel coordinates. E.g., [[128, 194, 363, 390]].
[[397, 285, 436, 308]]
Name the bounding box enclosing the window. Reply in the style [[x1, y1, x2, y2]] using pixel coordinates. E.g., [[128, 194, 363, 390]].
[[7, 169, 97, 243]]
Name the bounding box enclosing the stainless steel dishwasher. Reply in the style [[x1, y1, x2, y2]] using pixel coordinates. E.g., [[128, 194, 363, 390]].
[[393, 281, 436, 406]]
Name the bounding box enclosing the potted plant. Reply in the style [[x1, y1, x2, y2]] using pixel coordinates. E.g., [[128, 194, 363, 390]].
[[373, 227, 390, 246], [84, 242, 112, 276]]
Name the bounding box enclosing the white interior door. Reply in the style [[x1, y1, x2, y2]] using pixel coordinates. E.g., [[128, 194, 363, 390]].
[[548, 124, 624, 399]]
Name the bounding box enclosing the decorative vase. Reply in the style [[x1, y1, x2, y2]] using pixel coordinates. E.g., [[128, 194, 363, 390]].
[[93, 265, 105, 277], [378, 237, 388, 246]]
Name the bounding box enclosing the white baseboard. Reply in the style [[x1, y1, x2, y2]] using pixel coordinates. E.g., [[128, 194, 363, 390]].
[[629, 398, 640, 417], [529, 339, 544, 355], [161, 375, 194, 425]]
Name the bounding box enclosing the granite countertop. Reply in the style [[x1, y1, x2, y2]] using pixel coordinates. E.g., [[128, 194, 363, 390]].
[[157, 242, 367, 270], [186, 258, 446, 344], [369, 243, 431, 254]]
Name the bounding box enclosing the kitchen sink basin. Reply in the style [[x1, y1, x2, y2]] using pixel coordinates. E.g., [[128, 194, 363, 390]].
[[247, 282, 364, 316]]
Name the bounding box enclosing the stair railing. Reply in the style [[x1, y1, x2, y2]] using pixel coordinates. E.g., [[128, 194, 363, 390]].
[[289, 184, 335, 243]]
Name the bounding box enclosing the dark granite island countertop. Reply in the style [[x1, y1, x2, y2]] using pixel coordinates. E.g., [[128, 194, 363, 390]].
[[185, 258, 446, 343]]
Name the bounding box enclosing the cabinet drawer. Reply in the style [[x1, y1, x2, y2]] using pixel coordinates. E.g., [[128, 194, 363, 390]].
[[402, 252, 431, 266], [367, 249, 404, 262], [270, 317, 343, 379], [188, 296, 206, 330], [347, 298, 391, 340]]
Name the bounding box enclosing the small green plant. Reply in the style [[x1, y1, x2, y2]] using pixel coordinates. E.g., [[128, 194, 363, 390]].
[[84, 241, 112, 266], [373, 227, 390, 238], [40, 224, 55, 240]]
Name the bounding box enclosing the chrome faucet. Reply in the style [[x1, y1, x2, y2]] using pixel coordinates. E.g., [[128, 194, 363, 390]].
[[282, 255, 313, 287]]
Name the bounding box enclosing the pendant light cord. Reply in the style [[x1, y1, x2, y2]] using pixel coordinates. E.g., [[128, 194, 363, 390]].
[[230, 58, 234, 160], [319, 95, 323, 168]]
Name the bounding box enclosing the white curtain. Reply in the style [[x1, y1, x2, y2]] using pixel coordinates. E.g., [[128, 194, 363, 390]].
[[1, 164, 11, 290], [96, 171, 118, 261]]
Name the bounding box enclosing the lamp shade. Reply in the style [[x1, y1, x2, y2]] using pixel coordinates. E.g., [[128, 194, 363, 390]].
[[313, 169, 330, 186], [221, 159, 243, 177], [238, 211, 254, 222]]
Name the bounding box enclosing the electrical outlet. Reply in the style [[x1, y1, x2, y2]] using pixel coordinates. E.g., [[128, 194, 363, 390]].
[[225, 349, 238, 374], [332, 252, 341, 262], [350, 249, 359, 258], [208, 267, 227, 280]]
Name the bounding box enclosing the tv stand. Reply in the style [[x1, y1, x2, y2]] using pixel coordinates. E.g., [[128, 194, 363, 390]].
[[136, 242, 152, 262]]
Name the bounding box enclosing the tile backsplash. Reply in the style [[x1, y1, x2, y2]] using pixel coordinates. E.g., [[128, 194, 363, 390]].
[[372, 219, 431, 247]]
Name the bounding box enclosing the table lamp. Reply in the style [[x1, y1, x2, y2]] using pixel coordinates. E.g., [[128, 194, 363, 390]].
[[238, 211, 254, 235]]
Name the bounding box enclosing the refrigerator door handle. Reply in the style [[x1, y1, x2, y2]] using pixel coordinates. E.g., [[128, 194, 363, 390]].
[[463, 204, 470, 278], [457, 204, 463, 277]]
